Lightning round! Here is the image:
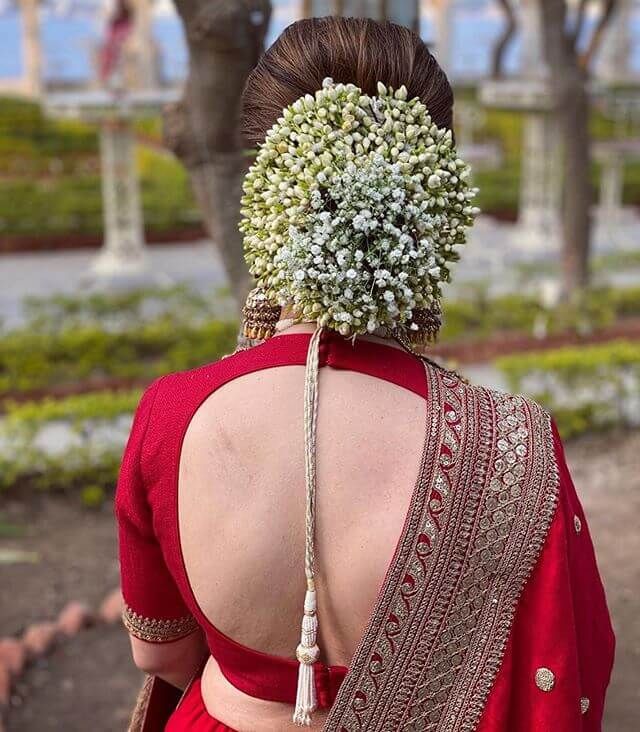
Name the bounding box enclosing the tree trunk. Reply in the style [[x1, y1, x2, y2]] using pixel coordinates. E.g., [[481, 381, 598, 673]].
[[305, 0, 419, 30], [164, 0, 271, 310], [491, 0, 516, 79], [579, 0, 616, 71], [540, 0, 592, 296]]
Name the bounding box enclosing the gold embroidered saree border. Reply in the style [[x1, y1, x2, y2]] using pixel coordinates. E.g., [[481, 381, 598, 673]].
[[322, 364, 455, 729], [438, 396, 560, 732], [323, 371, 560, 732], [123, 605, 199, 643]]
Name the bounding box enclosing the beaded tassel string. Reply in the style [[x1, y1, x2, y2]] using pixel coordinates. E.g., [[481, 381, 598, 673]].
[[292, 325, 323, 726]]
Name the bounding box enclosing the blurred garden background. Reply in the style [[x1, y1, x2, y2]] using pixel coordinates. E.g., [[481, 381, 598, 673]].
[[0, 0, 638, 730]]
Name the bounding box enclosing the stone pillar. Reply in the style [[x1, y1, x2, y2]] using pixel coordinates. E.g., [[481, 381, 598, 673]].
[[518, 111, 562, 250], [597, 0, 633, 83], [599, 151, 625, 225], [90, 117, 151, 283], [20, 0, 42, 97], [593, 141, 640, 252], [432, 0, 455, 75], [516, 0, 561, 252]]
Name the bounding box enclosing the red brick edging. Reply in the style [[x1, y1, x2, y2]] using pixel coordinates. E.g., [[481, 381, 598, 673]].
[[0, 588, 124, 725]]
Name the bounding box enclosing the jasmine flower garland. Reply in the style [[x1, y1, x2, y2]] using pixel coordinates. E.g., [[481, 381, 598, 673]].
[[240, 78, 480, 336]]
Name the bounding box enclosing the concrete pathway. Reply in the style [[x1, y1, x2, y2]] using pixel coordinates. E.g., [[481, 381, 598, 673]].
[[2, 219, 640, 330], [0, 240, 228, 329]]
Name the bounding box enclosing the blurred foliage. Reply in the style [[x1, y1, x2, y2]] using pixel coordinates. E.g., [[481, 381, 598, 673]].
[[0, 318, 237, 397], [21, 284, 224, 332], [0, 286, 237, 397], [0, 96, 199, 238], [2, 284, 638, 398], [81, 484, 107, 509], [497, 340, 640, 438], [0, 96, 98, 175], [0, 442, 122, 504], [0, 389, 141, 504], [5, 91, 640, 240], [441, 285, 640, 342], [4, 389, 141, 427]]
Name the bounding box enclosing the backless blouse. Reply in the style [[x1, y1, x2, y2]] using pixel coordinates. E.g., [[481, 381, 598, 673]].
[[116, 330, 615, 730]]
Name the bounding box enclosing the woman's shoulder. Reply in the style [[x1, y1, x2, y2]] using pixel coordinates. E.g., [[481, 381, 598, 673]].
[[136, 342, 275, 434], [443, 373, 553, 434]]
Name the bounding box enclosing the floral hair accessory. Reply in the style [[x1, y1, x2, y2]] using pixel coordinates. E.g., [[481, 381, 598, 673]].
[[240, 78, 480, 337]]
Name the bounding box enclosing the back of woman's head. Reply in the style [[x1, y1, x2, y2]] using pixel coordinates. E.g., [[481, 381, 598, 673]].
[[242, 16, 453, 146]]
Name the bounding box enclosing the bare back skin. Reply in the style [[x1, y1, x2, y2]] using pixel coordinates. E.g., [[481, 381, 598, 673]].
[[178, 325, 428, 730]]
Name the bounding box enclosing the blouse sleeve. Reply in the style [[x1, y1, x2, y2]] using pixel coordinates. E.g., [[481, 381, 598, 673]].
[[115, 378, 198, 643], [478, 420, 615, 732]]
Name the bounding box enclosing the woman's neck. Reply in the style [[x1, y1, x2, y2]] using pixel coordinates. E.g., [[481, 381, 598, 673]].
[[271, 320, 407, 352]]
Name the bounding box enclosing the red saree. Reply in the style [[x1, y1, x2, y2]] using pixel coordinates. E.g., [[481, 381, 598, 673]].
[[116, 330, 614, 731]]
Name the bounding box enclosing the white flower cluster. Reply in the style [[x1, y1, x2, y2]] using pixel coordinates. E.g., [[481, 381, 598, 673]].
[[240, 78, 480, 336]]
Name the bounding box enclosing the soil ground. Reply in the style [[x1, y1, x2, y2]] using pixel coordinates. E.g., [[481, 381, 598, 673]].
[[1, 430, 639, 731]]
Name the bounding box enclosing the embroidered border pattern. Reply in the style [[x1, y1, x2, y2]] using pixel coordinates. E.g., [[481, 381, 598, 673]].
[[323, 366, 467, 729], [323, 374, 560, 732], [439, 396, 560, 732], [123, 605, 199, 643]]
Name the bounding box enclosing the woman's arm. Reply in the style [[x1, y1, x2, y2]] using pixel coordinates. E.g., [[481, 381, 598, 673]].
[[117, 379, 205, 687], [129, 629, 208, 690]]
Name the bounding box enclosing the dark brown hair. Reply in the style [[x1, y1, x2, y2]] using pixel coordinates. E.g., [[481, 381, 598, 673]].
[[242, 16, 453, 146]]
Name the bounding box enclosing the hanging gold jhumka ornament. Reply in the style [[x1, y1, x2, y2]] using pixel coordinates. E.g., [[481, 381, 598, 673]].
[[392, 299, 467, 382], [407, 300, 443, 344], [241, 287, 281, 341]]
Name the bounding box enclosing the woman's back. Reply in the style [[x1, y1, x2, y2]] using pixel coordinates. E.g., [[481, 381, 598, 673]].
[[179, 330, 425, 668]]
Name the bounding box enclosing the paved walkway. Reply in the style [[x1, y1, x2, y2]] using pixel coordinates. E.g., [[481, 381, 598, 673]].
[[0, 240, 227, 329], [1, 224, 639, 332]]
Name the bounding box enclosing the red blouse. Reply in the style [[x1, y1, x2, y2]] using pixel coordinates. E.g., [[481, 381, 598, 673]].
[[116, 330, 615, 727]]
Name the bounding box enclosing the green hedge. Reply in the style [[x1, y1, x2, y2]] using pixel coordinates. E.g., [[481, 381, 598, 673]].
[[0, 148, 199, 237], [0, 97, 199, 238], [0, 389, 143, 505], [0, 319, 238, 397], [2, 284, 638, 397], [0, 96, 98, 174], [441, 286, 640, 343], [0, 439, 123, 507], [497, 340, 640, 438], [20, 284, 226, 333], [3, 389, 141, 427]]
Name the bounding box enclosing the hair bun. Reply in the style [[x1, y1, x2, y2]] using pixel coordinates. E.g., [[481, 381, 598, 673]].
[[240, 80, 479, 337]]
